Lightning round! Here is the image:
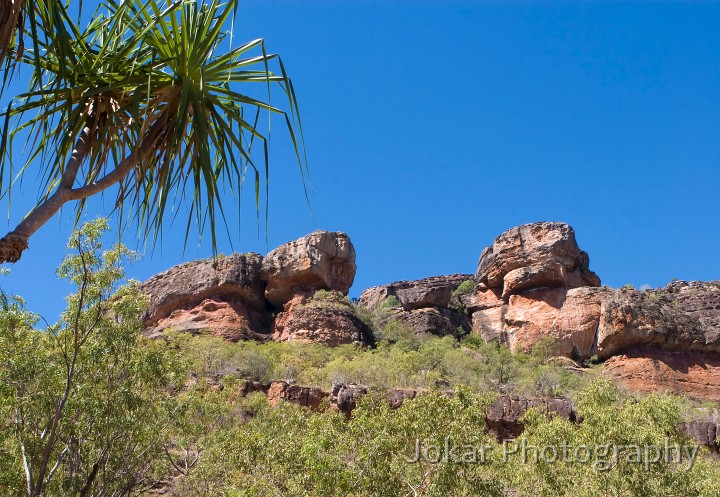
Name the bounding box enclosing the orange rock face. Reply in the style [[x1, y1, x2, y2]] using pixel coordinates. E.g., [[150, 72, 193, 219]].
[[504, 287, 610, 358], [603, 348, 720, 402], [146, 298, 270, 342], [469, 288, 506, 342]]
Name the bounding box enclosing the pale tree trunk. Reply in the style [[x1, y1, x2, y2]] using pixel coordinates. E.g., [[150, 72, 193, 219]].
[[0, 124, 155, 264]]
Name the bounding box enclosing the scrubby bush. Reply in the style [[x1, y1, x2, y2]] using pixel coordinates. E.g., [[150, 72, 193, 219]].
[[0, 220, 183, 497], [166, 328, 588, 397], [452, 279, 475, 296], [174, 380, 720, 497]]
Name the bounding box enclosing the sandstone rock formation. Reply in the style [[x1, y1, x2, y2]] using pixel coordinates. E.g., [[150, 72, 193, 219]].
[[359, 274, 473, 311], [140, 253, 266, 324], [467, 223, 603, 355], [145, 298, 271, 342], [273, 292, 373, 347], [260, 230, 356, 308], [476, 222, 600, 296], [140, 253, 271, 340], [384, 306, 471, 339], [504, 287, 612, 358], [358, 274, 473, 338], [603, 347, 720, 402], [137, 222, 720, 407], [465, 288, 505, 342], [596, 283, 720, 358]]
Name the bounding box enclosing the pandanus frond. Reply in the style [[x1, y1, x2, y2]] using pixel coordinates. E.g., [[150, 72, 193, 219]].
[[0, 0, 307, 258]]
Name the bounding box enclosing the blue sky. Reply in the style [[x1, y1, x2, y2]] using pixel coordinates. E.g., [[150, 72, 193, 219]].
[[1, 1, 719, 321]]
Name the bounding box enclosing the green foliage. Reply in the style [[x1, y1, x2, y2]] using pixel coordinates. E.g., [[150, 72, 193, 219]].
[[173, 380, 720, 497], [0, 0, 307, 260], [452, 279, 475, 297], [583, 354, 601, 367], [167, 329, 588, 397], [305, 289, 353, 310], [380, 295, 402, 310], [531, 335, 559, 361], [0, 220, 183, 496], [511, 380, 720, 496], [174, 387, 507, 497]]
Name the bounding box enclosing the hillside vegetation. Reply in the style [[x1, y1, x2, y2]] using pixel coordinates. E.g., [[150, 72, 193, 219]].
[[0, 222, 719, 497]]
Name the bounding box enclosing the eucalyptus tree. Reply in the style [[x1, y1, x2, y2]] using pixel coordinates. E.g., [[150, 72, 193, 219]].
[[0, 0, 305, 263]]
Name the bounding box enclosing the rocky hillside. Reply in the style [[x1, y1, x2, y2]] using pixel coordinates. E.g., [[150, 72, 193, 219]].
[[140, 222, 720, 407]]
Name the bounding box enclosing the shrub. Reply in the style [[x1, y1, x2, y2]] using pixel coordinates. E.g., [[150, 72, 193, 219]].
[[379, 295, 401, 310], [452, 279, 475, 296]]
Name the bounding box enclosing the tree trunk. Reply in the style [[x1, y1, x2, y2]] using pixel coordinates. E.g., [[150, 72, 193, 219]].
[[0, 123, 155, 264]]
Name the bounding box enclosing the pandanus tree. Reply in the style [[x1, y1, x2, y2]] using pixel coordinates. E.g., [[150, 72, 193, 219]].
[[0, 0, 306, 263]]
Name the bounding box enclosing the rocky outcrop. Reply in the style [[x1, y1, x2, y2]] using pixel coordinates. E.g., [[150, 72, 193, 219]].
[[359, 274, 473, 311], [137, 222, 720, 406], [140, 253, 271, 340], [476, 222, 600, 296], [273, 292, 373, 347], [359, 275, 473, 338], [505, 287, 612, 359], [260, 230, 356, 308], [603, 347, 720, 402], [140, 253, 266, 326], [597, 283, 720, 359], [144, 298, 271, 341], [386, 307, 471, 338], [466, 222, 602, 351]]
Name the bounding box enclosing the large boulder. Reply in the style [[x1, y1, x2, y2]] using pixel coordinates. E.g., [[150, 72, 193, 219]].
[[476, 222, 600, 297], [272, 292, 373, 347], [358, 274, 473, 311], [139, 253, 271, 340], [261, 231, 356, 307], [140, 252, 266, 326]]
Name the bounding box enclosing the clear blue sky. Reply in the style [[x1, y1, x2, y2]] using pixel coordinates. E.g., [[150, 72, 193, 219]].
[[1, 1, 719, 321]]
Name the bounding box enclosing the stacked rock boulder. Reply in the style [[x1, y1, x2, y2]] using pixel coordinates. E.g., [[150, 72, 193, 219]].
[[358, 274, 473, 338], [467, 223, 720, 401], [261, 230, 372, 346], [470, 222, 607, 358], [141, 230, 371, 347]]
